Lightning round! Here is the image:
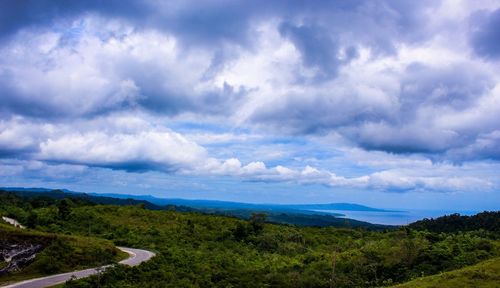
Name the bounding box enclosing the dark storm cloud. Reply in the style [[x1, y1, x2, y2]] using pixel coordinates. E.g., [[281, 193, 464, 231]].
[[250, 90, 394, 135], [447, 131, 500, 162], [135, 83, 248, 116], [348, 63, 496, 156], [0, 0, 436, 49], [0, 0, 258, 47], [271, 0, 436, 80], [279, 22, 358, 79], [399, 63, 492, 112], [351, 123, 459, 155], [0, 0, 149, 39], [0, 146, 33, 159], [0, 74, 134, 119], [470, 8, 500, 60]]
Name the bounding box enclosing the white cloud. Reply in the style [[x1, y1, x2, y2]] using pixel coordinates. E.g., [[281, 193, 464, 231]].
[[38, 128, 208, 172], [0, 118, 54, 154]]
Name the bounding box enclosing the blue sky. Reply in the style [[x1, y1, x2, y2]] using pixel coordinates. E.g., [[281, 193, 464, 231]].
[[0, 0, 499, 211]]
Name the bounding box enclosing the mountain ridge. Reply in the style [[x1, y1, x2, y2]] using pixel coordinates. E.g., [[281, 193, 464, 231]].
[[89, 192, 393, 212]]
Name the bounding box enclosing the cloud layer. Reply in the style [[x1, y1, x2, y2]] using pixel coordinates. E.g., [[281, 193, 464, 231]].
[[0, 0, 499, 198]]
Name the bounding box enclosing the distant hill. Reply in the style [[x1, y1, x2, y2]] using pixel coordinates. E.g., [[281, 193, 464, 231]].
[[91, 193, 329, 213], [91, 192, 390, 213], [288, 203, 393, 212], [0, 187, 72, 193], [0, 187, 394, 229]]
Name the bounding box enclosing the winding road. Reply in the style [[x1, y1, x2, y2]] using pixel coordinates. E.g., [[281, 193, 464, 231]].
[[0, 247, 155, 288]]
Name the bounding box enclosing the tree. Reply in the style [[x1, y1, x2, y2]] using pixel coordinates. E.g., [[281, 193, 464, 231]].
[[233, 222, 250, 240], [250, 213, 267, 234], [58, 199, 72, 220], [26, 212, 38, 228]]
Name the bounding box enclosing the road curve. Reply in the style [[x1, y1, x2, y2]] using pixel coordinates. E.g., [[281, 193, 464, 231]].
[[1, 247, 155, 288]]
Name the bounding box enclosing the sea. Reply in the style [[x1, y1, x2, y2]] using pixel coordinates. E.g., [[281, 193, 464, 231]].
[[313, 209, 480, 226]]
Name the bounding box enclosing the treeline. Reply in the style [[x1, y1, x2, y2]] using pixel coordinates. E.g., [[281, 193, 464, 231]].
[[409, 212, 500, 233]]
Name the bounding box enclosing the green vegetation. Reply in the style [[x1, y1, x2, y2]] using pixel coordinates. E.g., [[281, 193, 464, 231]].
[[0, 223, 126, 285], [392, 257, 500, 288], [409, 212, 500, 233], [58, 206, 499, 287], [1, 191, 499, 287]]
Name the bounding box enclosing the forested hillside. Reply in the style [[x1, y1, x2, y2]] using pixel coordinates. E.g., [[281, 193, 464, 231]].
[[1, 191, 499, 287]]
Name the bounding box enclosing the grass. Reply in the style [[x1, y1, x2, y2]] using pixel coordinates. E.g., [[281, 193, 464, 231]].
[[0, 223, 127, 286], [392, 257, 500, 288]]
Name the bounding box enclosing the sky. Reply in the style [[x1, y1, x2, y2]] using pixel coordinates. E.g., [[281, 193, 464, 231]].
[[0, 0, 499, 211]]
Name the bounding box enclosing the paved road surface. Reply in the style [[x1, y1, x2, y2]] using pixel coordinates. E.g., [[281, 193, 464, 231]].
[[1, 247, 155, 288], [115, 247, 155, 267]]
